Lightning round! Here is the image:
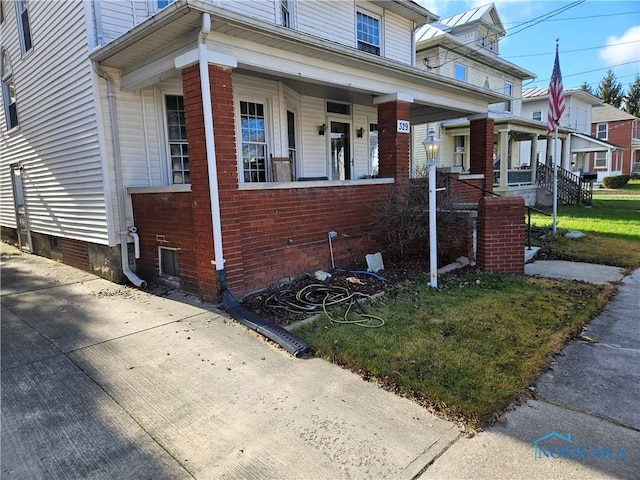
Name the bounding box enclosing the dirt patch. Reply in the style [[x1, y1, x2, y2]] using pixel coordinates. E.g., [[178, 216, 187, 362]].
[[240, 255, 463, 326]]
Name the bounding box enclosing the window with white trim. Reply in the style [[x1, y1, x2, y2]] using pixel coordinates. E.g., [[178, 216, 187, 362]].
[[504, 82, 513, 113], [240, 101, 268, 182], [594, 152, 607, 169], [532, 111, 542, 122], [1, 49, 18, 130], [149, 0, 173, 13], [15, 0, 32, 54], [356, 11, 380, 56], [165, 95, 189, 184], [596, 123, 608, 140], [280, 0, 295, 28], [369, 123, 378, 176], [454, 63, 466, 82]]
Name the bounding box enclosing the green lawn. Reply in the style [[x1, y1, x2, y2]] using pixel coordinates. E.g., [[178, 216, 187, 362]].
[[529, 180, 640, 271], [294, 272, 612, 428]]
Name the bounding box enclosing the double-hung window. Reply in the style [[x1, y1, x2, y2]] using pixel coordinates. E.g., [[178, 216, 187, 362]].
[[15, 0, 32, 54], [1, 50, 18, 130], [240, 101, 268, 183], [356, 11, 380, 56], [165, 95, 189, 184], [280, 0, 294, 28], [596, 123, 608, 140], [594, 152, 607, 169], [532, 111, 542, 122], [504, 82, 513, 113]]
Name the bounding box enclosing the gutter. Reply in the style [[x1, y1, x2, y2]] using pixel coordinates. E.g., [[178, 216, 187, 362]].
[[94, 65, 147, 289]]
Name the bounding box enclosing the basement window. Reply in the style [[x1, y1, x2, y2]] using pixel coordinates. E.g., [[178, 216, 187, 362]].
[[159, 247, 179, 279]]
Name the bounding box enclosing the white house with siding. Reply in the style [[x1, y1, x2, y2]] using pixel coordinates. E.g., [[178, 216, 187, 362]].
[[1, 0, 511, 298]]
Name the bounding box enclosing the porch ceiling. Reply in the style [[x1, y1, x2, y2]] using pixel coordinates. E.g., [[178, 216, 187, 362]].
[[90, 0, 508, 115]]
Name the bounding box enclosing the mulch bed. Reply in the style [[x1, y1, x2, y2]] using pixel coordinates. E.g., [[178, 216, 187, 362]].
[[240, 254, 461, 326]]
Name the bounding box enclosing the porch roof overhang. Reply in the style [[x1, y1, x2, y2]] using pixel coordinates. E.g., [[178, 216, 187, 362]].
[[89, 0, 508, 121], [571, 133, 626, 153], [442, 115, 566, 138]]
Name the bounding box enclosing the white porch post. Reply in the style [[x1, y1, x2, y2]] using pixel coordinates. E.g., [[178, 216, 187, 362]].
[[499, 129, 509, 189], [530, 134, 538, 180], [562, 134, 572, 170]]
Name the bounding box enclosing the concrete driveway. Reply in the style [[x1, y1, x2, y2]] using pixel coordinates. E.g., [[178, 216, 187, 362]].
[[1, 243, 458, 479]]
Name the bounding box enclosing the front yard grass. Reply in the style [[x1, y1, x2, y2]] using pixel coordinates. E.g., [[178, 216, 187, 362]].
[[529, 180, 640, 271], [293, 271, 612, 429]]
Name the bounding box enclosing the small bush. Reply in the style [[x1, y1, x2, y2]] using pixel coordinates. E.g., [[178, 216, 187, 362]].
[[602, 175, 630, 189]]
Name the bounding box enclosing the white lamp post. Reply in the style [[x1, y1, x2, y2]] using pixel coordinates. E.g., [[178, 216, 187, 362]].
[[422, 129, 441, 288]]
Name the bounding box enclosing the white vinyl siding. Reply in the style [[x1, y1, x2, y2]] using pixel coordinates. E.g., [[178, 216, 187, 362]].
[[297, 1, 353, 49], [0, 0, 109, 243], [299, 95, 328, 178], [383, 10, 412, 64]]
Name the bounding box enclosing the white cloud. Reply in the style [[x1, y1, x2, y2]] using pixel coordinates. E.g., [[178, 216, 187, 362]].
[[599, 25, 640, 64]]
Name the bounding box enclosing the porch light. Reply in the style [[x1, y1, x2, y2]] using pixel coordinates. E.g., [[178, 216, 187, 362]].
[[422, 129, 441, 163], [357, 127, 365, 138], [318, 124, 326, 136], [422, 129, 441, 288]]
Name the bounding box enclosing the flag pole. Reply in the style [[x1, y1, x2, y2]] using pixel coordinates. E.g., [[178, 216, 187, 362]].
[[552, 125, 558, 236]]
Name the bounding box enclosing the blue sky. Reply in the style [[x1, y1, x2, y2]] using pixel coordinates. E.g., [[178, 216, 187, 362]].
[[415, 0, 640, 92]]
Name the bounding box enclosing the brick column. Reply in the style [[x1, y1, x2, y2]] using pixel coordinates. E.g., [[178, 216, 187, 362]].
[[182, 63, 242, 301], [477, 196, 525, 274], [469, 116, 495, 193], [377, 100, 411, 184]]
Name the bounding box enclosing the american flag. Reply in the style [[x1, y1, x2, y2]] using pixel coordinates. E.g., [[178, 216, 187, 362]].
[[547, 43, 565, 135]]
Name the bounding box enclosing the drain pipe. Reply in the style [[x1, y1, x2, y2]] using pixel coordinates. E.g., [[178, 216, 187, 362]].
[[197, 13, 227, 289], [95, 66, 147, 288]]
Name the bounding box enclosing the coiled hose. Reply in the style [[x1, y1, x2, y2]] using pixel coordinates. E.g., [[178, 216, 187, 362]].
[[264, 284, 385, 328]]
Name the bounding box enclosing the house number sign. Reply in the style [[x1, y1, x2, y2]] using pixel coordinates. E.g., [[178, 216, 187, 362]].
[[397, 120, 410, 133]]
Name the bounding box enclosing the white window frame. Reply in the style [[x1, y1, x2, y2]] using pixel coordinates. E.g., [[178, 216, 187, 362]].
[[15, 0, 32, 55], [504, 82, 513, 113], [532, 111, 542, 122], [279, 0, 295, 28], [454, 63, 467, 82], [163, 94, 189, 185], [1, 49, 18, 130], [596, 123, 608, 140], [237, 99, 270, 183], [594, 152, 607, 169], [356, 10, 381, 56], [149, 0, 173, 14]]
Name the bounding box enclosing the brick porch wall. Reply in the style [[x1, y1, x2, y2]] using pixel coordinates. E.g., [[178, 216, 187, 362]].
[[477, 196, 525, 274]]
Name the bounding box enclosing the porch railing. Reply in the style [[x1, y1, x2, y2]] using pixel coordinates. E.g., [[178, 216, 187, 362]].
[[536, 162, 592, 205]]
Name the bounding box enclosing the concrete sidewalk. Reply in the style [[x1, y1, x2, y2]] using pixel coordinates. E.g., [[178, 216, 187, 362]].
[[1, 243, 458, 479], [2, 243, 638, 479]]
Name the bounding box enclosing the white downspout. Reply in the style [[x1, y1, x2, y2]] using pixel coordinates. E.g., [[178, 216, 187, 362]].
[[95, 66, 147, 288], [198, 13, 226, 279]]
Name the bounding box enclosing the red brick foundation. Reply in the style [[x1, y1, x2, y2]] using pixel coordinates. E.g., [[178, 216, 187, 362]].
[[477, 196, 525, 274], [377, 100, 411, 185]]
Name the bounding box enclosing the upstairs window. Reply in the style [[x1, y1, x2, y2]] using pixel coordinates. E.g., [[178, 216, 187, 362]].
[[357, 11, 380, 56], [165, 95, 189, 184], [150, 0, 174, 13], [532, 111, 542, 122], [454, 63, 467, 82], [504, 82, 513, 113], [596, 123, 608, 140], [15, 0, 32, 54], [280, 0, 294, 28], [1, 50, 18, 130]]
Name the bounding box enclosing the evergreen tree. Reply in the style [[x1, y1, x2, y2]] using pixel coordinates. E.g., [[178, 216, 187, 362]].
[[598, 70, 625, 108], [579, 81, 595, 96], [625, 75, 640, 117]]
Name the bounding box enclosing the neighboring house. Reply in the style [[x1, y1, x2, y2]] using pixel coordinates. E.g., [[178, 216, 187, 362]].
[[589, 102, 640, 180], [1, 0, 511, 301], [412, 3, 547, 205], [520, 87, 625, 185]]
